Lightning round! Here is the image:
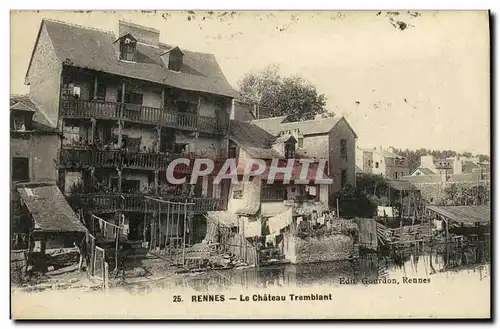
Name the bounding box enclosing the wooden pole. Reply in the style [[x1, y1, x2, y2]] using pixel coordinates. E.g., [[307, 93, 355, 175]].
[[114, 223, 119, 273], [165, 202, 170, 252], [158, 200, 162, 251], [176, 203, 181, 264], [182, 201, 187, 265], [336, 198, 340, 218]]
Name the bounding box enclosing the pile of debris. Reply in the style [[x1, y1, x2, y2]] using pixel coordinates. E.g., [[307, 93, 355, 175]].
[[177, 243, 250, 274]]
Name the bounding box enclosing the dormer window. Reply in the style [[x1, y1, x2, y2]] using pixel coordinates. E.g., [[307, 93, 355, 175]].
[[160, 46, 184, 72], [114, 33, 137, 62], [11, 115, 26, 131], [285, 143, 295, 159], [120, 37, 137, 61]]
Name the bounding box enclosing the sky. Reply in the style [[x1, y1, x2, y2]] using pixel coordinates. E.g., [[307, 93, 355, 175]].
[[10, 10, 490, 154]]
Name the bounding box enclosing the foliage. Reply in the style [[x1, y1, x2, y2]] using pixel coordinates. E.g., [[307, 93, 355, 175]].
[[238, 64, 328, 121], [337, 181, 378, 218], [442, 184, 490, 206]]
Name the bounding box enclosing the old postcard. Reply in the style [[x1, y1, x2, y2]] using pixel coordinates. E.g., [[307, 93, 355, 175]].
[[10, 10, 491, 319]]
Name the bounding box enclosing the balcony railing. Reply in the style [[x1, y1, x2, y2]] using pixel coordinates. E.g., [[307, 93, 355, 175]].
[[60, 99, 227, 134], [69, 193, 222, 214], [261, 188, 287, 201], [59, 148, 181, 171], [59, 148, 228, 172]]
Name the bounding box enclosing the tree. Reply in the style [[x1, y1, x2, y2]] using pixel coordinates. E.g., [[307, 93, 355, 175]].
[[238, 64, 328, 122]]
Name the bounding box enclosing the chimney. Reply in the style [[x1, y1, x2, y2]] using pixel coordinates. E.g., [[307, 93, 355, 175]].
[[119, 20, 159, 46], [420, 155, 436, 171], [453, 156, 463, 175], [440, 169, 448, 182]]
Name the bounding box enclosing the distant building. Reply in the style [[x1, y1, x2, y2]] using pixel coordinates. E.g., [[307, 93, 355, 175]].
[[252, 113, 358, 201], [356, 146, 409, 180], [412, 155, 489, 180]]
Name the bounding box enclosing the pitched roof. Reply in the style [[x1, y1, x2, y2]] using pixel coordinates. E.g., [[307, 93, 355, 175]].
[[411, 167, 436, 175], [17, 182, 87, 233], [426, 205, 490, 225], [401, 175, 444, 184], [10, 95, 57, 132], [10, 95, 36, 112], [229, 120, 282, 159], [251, 116, 288, 133], [33, 19, 237, 98], [462, 160, 481, 173], [386, 180, 417, 191], [448, 173, 482, 182], [253, 116, 357, 138]]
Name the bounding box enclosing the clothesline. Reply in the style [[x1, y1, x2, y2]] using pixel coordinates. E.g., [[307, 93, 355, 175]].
[[144, 196, 195, 205], [92, 214, 125, 229]]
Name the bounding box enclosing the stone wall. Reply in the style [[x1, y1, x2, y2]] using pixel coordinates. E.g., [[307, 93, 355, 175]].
[[283, 233, 354, 264]]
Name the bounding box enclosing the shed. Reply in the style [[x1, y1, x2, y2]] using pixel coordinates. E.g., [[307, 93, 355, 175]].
[[426, 205, 490, 227], [17, 182, 87, 237]]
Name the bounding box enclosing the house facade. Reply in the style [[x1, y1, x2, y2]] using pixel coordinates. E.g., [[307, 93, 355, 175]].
[[356, 146, 409, 180], [198, 120, 333, 265], [412, 155, 489, 180], [10, 95, 87, 251], [252, 114, 357, 205], [23, 19, 237, 245]]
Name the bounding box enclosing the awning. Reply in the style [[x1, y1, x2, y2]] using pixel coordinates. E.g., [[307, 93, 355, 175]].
[[205, 211, 239, 228], [17, 183, 87, 234], [426, 205, 490, 226]]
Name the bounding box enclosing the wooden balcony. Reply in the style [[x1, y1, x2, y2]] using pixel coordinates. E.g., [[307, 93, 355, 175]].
[[59, 148, 228, 173], [69, 193, 222, 214], [261, 187, 287, 201], [60, 99, 227, 134], [59, 148, 181, 171]]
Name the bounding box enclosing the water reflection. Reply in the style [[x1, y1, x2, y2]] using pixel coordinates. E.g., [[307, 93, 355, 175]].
[[121, 241, 490, 293]]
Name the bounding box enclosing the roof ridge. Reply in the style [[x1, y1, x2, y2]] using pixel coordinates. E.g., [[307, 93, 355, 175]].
[[43, 18, 114, 36], [252, 115, 287, 121], [283, 115, 342, 124]]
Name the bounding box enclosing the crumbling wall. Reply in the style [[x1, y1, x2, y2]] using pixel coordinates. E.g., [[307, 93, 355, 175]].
[[283, 233, 354, 264]]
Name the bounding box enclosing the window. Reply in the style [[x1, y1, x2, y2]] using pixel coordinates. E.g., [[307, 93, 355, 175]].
[[368, 160, 373, 167], [12, 157, 29, 182], [340, 139, 347, 159], [375, 162, 379, 168], [229, 146, 237, 158], [174, 143, 188, 154], [285, 143, 295, 158], [118, 90, 143, 105], [298, 137, 304, 148], [341, 170, 348, 188], [120, 37, 137, 61], [93, 82, 107, 101], [122, 180, 140, 193], [394, 172, 398, 180], [11, 115, 26, 131], [169, 55, 183, 72]]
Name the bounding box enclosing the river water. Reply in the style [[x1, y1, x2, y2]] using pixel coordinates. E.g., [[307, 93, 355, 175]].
[[121, 241, 490, 293], [11, 241, 490, 319]]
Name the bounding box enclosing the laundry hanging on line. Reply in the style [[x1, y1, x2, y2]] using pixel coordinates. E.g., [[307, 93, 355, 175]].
[[242, 217, 261, 238], [95, 216, 125, 239], [268, 207, 293, 235], [265, 234, 276, 247]]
